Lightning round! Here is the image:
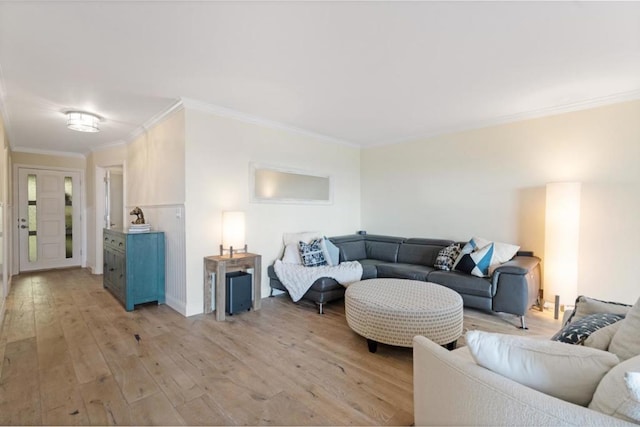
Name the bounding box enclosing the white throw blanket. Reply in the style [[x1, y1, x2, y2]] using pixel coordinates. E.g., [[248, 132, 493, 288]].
[[273, 260, 363, 302]]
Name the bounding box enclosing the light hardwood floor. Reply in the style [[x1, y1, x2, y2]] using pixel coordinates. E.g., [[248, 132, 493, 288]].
[[0, 268, 562, 425]]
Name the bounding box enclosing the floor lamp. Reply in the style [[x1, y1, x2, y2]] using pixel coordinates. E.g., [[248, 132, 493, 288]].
[[544, 182, 581, 319]]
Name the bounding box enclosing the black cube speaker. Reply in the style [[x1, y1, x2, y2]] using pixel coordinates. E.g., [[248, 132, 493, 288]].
[[226, 271, 252, 315]]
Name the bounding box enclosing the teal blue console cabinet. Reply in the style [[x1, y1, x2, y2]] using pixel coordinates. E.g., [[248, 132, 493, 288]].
[[103, 228, 166, 311]]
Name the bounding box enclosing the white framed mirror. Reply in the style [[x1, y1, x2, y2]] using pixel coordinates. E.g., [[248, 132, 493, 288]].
[[250, 163, 332, 204]]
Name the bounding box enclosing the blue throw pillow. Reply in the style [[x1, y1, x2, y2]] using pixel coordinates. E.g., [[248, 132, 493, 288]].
[[454, 243, 494, 277], [321, 237, 340, 266], [299, 239, 327, 267], [552, 313, 625, 345]]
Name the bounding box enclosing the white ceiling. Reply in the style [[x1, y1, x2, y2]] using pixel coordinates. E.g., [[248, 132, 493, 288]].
[[1, 1, 640, 155]]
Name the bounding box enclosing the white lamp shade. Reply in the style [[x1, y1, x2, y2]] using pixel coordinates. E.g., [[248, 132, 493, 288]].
[[222, 211, 245, 250], [544, 182, 581, 307]]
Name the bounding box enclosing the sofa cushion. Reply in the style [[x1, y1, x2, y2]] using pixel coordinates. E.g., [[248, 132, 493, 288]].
[[398, 240, 452, 267], [454, 243, 495, 278], [336, 240, 367, 261], [609, 296, 640, 361], [427, 270, 492, 298], [355, 259, 381, 280], [589, 354, 640, 423], [551, 313, 625, 345], [466, 330, 620, 406], [299, 239, 328, 267], [433, 243, 462, 271], [365, 238, 402, 262], [584, 321, 623, 351], [375, 263, 434, 281], [566, 295, 632, 324]]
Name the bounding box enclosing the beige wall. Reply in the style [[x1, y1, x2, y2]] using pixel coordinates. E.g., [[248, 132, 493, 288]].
[[85, 145, 126, 272], [127, 110, 185, 206], [362, 100, 640, 305], [11, 151, 85, 170], [184, 108, 361, 316]]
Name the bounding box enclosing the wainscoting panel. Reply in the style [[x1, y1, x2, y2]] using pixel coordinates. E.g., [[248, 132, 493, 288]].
[[127, 204, 187, 315]]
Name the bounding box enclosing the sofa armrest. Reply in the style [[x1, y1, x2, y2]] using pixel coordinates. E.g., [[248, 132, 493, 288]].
[[493, 255, 540, 275], [413, 336, 634, 426], [491, 256, 541, 316]]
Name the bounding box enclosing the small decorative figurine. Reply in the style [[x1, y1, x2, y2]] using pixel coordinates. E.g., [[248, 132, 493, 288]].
[[129, 206, 146, 224]]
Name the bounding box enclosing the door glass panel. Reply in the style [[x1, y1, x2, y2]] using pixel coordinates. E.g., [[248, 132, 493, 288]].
[[27, 174, 37, 262], [64, 176, 73, 258]]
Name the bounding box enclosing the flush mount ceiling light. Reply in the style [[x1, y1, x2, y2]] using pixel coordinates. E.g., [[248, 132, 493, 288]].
[[66, 111, 100, 133]]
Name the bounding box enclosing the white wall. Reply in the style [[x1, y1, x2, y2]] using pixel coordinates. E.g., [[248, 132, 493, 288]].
[[362, 100, 640, 304], [126, 110, 187, 314], [183, 108, 361, 316]]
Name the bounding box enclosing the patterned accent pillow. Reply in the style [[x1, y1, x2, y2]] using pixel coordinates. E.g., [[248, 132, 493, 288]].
[[299, 239, 328, 267], [434, 243, 461, 271], [454, 243, 494, 277], [552, 313, 625, 345]]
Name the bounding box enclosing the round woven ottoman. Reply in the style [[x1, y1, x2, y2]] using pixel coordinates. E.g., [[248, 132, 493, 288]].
[[345, 278, 464, 353]]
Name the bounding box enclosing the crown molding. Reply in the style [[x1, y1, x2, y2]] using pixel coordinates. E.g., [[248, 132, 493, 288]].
[[89, 140, 127, 154], [125, 99, 184, 143], [11, 146, 86, 159], [180, 97, 359, 148], [371, 89, 640, 148]]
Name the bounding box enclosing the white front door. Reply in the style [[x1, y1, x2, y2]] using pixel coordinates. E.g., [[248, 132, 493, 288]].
[[18, 168, 81, 271]]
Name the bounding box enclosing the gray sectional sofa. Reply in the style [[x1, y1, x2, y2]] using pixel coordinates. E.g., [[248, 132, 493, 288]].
[[268, 233, 541, 328]]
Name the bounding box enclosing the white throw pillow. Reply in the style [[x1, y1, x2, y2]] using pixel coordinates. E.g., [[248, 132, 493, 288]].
[[453, 236, 520, 275], [320, 237, 340, 266], [583, 321, 623, 351], [485, 239, 520, 275], [281, 243, 302, 264], [466, 330, 619, 406], [282, 231, 322, 246], [609, 296, 640, 361], [589, 355, 640, 423], [627, 372, 640, 402]]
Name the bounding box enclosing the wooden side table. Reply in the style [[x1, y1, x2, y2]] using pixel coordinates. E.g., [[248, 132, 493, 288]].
[[203, 253, 262, 321]]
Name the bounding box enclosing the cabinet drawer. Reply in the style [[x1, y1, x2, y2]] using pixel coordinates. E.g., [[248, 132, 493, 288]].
[[104, 232, 126, 251]]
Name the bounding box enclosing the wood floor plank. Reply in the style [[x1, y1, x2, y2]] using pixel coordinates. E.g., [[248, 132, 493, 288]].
[[129, 391, 185, 426], [136, 338, 205, 406], [39, 359, 80, 411], [58, 304, 111, 384], [0, 268, 562, 426], [5, 306, 35, 343], [41, 387, 90, 426], [107, 354, 160, 404], [0, 337, 42, 425], [80, 374, 133, 426], [175, 394, 233, 426]]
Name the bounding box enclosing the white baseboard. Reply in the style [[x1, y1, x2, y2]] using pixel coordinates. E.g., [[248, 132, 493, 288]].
[[165, 294, 187, 316]]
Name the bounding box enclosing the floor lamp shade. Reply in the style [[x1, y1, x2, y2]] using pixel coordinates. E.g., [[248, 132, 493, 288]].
[[222, 211, 245, 251], [544, 182, 581, 308]]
